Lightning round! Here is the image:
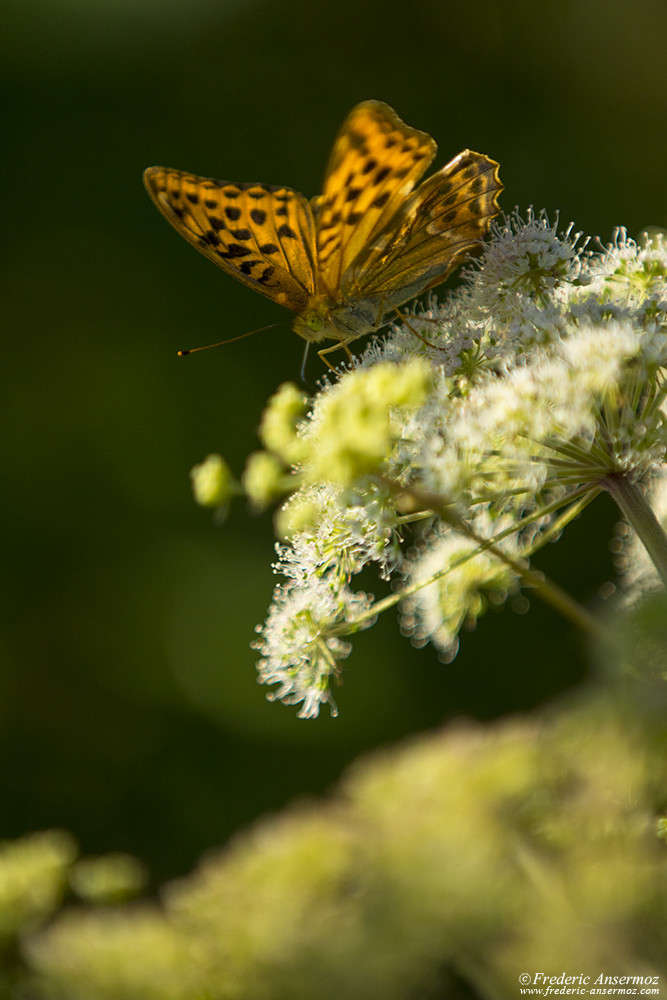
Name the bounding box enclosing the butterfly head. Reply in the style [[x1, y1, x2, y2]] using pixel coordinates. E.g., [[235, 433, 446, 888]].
[[292, 301, 333, 344]]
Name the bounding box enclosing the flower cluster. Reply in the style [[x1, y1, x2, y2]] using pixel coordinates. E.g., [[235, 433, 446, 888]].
[[205, 213, 667, 716]]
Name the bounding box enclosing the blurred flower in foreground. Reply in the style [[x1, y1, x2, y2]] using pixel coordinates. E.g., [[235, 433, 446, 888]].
[[21, 701, 667, 996]]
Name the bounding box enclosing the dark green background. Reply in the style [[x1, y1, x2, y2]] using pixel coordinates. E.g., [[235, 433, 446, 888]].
[[4, 0, 666, 881]]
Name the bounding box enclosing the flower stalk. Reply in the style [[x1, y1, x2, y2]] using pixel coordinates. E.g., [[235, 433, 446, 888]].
[[602, 473, 667, 588]]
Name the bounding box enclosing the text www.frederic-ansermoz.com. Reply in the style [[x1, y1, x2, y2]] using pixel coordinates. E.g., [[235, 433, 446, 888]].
[[517, 972, 661, 996]]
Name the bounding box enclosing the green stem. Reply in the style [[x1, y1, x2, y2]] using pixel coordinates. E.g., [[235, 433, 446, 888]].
[[337, 487, 603, 639], [453, 518, 604, 638], [602, 473, 667, 589]]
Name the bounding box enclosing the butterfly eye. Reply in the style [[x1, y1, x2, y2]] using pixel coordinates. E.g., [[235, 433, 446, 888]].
[[305, 311, 325, 333]]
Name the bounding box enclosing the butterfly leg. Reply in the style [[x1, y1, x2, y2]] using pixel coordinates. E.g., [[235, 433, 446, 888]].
[[393, 306, 445, 351], [317, 339, 354, 371]]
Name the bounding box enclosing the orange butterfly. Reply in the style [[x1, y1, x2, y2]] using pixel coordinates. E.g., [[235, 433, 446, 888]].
[[144, 101, 502, 364]]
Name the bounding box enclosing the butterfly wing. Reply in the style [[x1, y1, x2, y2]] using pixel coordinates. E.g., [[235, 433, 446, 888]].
[[313, 101, 437, 296], [144, 168, 317, 312], [355, 149, 502, 307]]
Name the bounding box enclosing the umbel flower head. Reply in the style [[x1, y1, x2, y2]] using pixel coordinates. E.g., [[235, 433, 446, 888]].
[[206, 213, 667, 717]]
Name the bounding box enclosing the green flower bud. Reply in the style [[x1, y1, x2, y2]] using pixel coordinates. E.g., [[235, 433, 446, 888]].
[[258, 382, 308, 463], [190, 454, 235, 508], [242, 451, 287, 509], [69, 854, 148, 904], [308, 360, 433, 486]]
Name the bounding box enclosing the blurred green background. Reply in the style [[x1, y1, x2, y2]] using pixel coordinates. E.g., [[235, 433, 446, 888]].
[[4, 0, 667, 882]]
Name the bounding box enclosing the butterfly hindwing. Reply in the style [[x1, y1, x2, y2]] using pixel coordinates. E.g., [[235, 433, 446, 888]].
[[143, 167, 317, 312], [313, 101, 437, 295], [357, 150, 502, 306]]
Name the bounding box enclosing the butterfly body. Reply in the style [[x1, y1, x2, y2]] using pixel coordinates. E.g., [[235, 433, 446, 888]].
[[144, 102, 502, 359], [292, 293, 383, 344]]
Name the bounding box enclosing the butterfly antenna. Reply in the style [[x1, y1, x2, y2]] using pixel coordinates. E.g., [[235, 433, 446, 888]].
[[178, 322, 283, 356]]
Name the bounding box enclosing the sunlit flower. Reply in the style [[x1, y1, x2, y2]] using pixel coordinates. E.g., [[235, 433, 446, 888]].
[[238, 212, 667, 714], [401, 514, 521, 661], [253, 576, 374, 718]]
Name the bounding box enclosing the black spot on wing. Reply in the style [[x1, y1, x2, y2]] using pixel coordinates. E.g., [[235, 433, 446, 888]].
[[225, 206, 241, 221], [250, 208, 266, 225], [236, 182, 280, 194], [259, 243, 279, 255], [218, 243, 253, 258], [320, 209, 342, 231], [230, 228, 252, 240], [277, 224, 298, 239], [371, 191, 390, 209]]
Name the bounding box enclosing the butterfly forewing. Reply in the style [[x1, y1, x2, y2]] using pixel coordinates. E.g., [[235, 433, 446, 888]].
[[143, 168, 317, 312], [314, 101, 437, 295]]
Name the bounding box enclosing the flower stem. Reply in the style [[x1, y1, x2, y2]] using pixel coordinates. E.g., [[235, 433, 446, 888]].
[[338, 485, 604, 639], [453, 518, 604, 638], [602, 473, 667, 589], [406, 483, 603, 637]]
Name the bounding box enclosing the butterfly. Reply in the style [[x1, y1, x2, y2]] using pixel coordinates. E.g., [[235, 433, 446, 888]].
[[144, 101, 502, 365]]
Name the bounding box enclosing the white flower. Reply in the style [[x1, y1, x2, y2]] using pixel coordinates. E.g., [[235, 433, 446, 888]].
[[401, 514, 521, 662], [466, 208, 590, 325], [584, 227, 667, 299], [253, 577, 374, 719]]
